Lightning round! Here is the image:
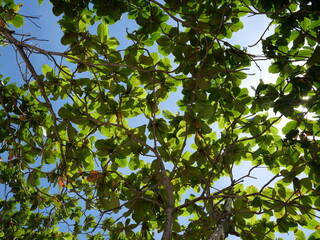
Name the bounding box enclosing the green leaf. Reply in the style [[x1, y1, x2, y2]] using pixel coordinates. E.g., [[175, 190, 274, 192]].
[[99, 125, 112, 137], [197, 105, 214, 119], [106, 37, 119, 49], [115, 157, 127, 168], [303, 219, 320, 230], [128, 157, 140, 170], [274, 206, 286, 219], [67, 122, 77, 141], [83, 215, 96, 231], [99, 193, 120, 211], [269, 62, 280, 73], [230, 20, 244, 32], [61, 32, 78, 45], [58, 106, 73, 120], [97, 22, 109, 43], [246, 185, 258, 194], [197, 79, 210, 90], [41, 64, 54, 76], [95, 139, 116, 155], [162, 109, 174, 119], [11, 14, 24, 28], [132, 201, 147, 223], [282, 121, 297, 135], [235, 99, 246, 113], [27, 170, 40, 187], [300, 178, 312, 193], [43, 150, 56, 164], [308, 231, 320, 240], [139, 55, 153, 65], [307, 46, 320, 66], [82, 148, 94, 171], [285, 129, 299, 140], [157, 35, 171, 46]]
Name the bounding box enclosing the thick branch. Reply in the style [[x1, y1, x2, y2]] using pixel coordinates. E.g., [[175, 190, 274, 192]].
[[0, 26, 175, 74], [208, 198, 233, 240]]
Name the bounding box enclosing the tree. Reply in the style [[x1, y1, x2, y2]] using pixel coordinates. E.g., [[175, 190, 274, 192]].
[[1, 0, 320, 239]]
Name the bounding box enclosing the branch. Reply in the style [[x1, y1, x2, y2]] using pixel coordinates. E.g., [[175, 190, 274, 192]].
[[208, 198, 232, 240], [0, 27, 176, 75], [0, 27, 66, 167], [248, 20, 274, 47], [148, 55, 175, 240], [236, 115, 283, 143]]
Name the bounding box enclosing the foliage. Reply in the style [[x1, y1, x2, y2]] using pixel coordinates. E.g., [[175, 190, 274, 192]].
[[1, 0, 320, 239]]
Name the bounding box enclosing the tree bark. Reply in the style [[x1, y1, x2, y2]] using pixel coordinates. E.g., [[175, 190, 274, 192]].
[[208, 198, 232, 240]]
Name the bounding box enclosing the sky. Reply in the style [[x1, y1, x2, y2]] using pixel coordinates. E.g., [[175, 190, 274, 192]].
[[0, 1, 313, 239]]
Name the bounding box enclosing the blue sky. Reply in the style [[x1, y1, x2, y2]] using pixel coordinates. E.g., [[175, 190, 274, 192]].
[[0, 1, 314, 239]]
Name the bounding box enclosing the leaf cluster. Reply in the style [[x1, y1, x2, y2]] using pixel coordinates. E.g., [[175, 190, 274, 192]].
[[1, 0, 320, 239]]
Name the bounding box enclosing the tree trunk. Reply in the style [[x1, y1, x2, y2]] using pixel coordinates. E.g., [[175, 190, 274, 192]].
[[208, 198, 232, 240]]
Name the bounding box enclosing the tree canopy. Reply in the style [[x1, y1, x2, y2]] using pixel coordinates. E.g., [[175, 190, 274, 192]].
[[1, 0, 320, 239]]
